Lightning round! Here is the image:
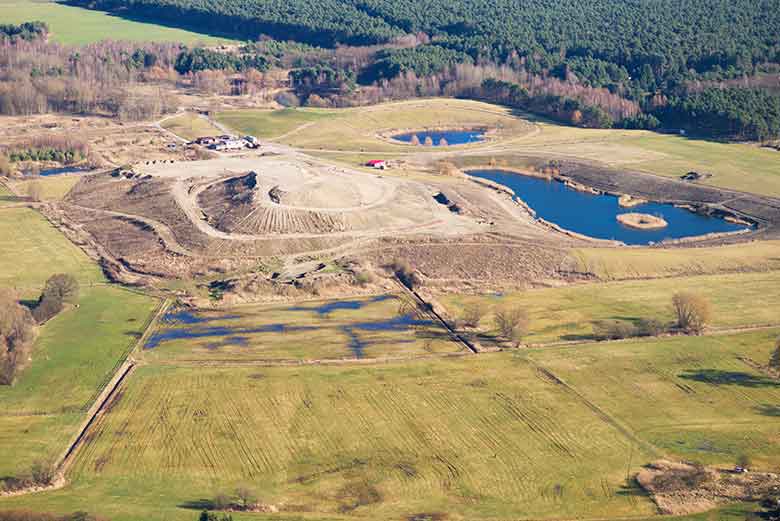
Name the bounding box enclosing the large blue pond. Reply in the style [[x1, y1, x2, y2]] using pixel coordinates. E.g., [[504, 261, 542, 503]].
[[393, 129, 484, 146], [38, 166, 91, 177], [468, 169, 748, 245]]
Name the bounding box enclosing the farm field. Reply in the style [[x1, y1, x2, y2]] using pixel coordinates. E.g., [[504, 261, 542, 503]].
[[0, 207, 103, 297], [141, 294, 464, 363], [570, 241, 780, 280], [443, 270, 780, 344], [0, 285, 158, 476], [2, 356, 658, 521], [160, 113, 223, 142], [529, 328, 780, 468], [0, 0, 235, 45]]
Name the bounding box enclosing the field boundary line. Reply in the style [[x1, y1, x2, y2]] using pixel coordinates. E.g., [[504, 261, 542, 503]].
[[525, 357, 663, 459], [392, 277, 480, 354], [56, 296, 169, 472]]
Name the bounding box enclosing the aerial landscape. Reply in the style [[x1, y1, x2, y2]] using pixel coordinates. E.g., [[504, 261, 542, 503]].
[[1, 1, 780, 520]]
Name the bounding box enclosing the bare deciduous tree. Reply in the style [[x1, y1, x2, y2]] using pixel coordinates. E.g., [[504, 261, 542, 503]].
[[493, 306, 530, 346], [462, 301, 486, 328], [672, 292, 711, 334], [235, 487, 257, 510], [26, 181, 43, 202], [769, 338, 780, 375]]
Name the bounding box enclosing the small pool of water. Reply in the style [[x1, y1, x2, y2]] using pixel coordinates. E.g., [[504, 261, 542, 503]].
[[468, 169, 749, 245], [393, 129, 484, 146], [38, 166, 91, 177]]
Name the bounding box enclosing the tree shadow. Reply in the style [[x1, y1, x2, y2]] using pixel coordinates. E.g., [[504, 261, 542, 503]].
[[178, 499, 214, 510], [679, 369, 780, 388], [755, 404, 780, 417]]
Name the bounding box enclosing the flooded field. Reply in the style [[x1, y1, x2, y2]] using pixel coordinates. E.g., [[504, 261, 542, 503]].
[[143, 294, 462, 361]]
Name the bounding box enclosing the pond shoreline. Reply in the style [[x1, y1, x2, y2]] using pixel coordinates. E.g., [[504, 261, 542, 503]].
[[464, 166, 756, 246]]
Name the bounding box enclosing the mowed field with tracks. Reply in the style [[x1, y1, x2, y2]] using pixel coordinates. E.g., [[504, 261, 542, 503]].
[[4, 329, 779, 521]]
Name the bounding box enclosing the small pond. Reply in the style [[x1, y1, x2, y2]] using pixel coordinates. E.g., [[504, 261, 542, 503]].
[[38, 166, 91, 177], [393, 129, 485, 146], [468, 169, 750, 245]]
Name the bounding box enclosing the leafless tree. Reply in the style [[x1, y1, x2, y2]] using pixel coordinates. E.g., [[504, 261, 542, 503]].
[[493, 306, 530, 346], [672, 292, 711, 334]]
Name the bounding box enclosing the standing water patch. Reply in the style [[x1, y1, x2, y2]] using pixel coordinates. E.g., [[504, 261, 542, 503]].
[[393, 129, 485, 146], [38, 166, 92, 177], [468, 169, 749, 245]]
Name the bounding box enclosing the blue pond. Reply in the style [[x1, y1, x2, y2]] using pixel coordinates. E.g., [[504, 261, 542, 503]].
[[393, 129, 484, 146], [38, 166, 91, 177], [468, 169, 748, 245]]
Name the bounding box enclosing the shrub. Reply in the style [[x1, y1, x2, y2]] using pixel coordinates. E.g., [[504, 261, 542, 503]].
[[461, 302, 486, 328], [592, 319, 637, 340], [650, 462, 709, 492], [390, 259, 419, 290], [736, 453, 752, 469], [0, 153, 12, 176], [769, 338, 780, 374], [672, 292, 711, 334], [637, 318, 666, 337], [274, 91, 300, 107]]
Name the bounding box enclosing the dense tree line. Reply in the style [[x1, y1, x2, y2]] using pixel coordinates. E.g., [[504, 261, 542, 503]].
[[357, 45, 470, 84], [0, 21, 48, 42], [68, 0, 780, 89], [657, 87, 780, 141], [64, 0, 780, 138], [174, 47, 269, 74]]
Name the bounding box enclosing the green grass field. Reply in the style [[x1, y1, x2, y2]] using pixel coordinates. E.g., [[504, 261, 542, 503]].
[[215, 108, 338, 140], [160, 113, 223, 141], [443, 271, 780, 344], [5, 328, 778, 521], [529, 328, 780, 468], [0, 285, 158, 476], [217, 100, 533, 151], [2, 356, 657, 521], [0, 207, 104, 297], [0, 0, 235, 45], [141, 294, 463, 363], [8, 175, 82, 202], [570, 241, 780, 280]]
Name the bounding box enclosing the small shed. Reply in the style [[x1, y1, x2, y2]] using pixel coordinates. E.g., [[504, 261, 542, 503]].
[[366, 159, 387, 170]]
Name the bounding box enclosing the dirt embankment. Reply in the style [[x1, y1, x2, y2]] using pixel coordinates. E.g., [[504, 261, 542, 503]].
[[637, 460, 780, 515]]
